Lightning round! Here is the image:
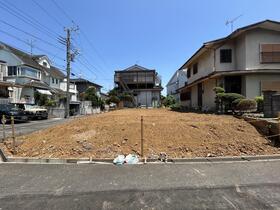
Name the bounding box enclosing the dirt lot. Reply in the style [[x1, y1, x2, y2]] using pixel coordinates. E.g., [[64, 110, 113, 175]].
[[1, 109, 280, 158]]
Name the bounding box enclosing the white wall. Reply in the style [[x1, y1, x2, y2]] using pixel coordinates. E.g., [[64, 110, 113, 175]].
[[245, 28, 280, 70], [167, 69, 187, 101], [187, 50, 214, 84], [202, 79, 216, 111], [215, 41, 236, 71], [245, 74, 280, 99]]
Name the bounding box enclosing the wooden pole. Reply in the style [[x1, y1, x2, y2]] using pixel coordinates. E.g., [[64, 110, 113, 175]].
[[1, 115, 6, 142], [278, 112, 280, 142], [141, 116, 144, 157], [11, 116, 16, 155]]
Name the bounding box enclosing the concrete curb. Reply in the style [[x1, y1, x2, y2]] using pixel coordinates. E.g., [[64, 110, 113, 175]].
[[1, 147, 280, 164]]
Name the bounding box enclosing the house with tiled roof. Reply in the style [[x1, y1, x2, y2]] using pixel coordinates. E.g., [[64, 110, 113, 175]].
[[177, 20, 280, 111], [0, 42, 79, 108]]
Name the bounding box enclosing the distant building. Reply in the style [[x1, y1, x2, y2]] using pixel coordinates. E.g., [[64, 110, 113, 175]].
[[114, 64, 162, 108], [70, 78, 102, 95], [166, 69, 187, 102]]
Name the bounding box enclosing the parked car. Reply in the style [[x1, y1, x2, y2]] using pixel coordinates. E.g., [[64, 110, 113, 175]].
[[23, 105, 48, 120], [0, 104, 29, 122]]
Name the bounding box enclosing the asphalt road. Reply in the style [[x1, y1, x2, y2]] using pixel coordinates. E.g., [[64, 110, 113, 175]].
[[0, 118, 67, 138], [1, 160, 280, 209]]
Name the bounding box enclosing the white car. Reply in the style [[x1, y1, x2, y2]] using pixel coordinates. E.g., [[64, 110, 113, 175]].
[[24, 105, 48, 120]]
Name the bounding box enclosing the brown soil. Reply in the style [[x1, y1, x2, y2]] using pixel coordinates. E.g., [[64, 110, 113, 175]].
[[1, 109, 279, 158]]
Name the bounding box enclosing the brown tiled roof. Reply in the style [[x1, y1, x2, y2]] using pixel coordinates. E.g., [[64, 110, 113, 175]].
[[0, 42, 65, 79]]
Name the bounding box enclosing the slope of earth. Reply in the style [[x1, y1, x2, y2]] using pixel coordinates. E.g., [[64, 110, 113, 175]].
[[1, 109, 279, 158]]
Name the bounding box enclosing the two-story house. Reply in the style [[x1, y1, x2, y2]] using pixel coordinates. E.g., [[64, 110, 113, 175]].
[[114, 64, 162, 108], [0, 42, 79, 108], [70, 78, 102, 97], [166, 69, 187, 102], [178, 20, 280, 111]]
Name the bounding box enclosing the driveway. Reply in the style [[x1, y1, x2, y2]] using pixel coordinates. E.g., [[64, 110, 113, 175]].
[[0, 118, 67, 138], [0, 159, 280, 209]]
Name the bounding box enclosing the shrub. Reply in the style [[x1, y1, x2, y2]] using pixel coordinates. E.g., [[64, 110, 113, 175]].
[[170, 103, 181, 111], [234, 99, 257, 111], [213, 87, 225, 94], [45, 99, 56, 107], [255, 96, 264, 112], [163, 95, 176, 107], [106, 95, 120, 104], [119, 93, 133, 102], [220, 93, 245, 111]]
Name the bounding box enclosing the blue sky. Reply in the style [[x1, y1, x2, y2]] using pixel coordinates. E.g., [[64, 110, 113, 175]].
[[0, 0, 280, 94]]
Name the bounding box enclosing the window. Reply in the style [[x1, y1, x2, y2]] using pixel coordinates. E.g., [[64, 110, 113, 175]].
[[52, 77, 55, 83], [56, 79, 59, 84], [260, 44, 280, 63], [187, 68, 191, 78], [220, 49, 232, 63], [43, 61, 48, 66], [193, 63, 198, 75], [21, 67, 38, 78], [8, 66, 17, 76]]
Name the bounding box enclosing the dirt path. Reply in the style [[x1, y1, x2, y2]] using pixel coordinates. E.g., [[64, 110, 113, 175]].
[[1, 109, 279, 158]]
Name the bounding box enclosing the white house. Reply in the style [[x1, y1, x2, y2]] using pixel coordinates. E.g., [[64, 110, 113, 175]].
[[178, 20, 280, 111], [0, 42, 79, 108], [166, 69, 187, 102]]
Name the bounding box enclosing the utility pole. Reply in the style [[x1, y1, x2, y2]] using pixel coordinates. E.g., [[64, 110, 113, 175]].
[[65, 28, 71, 118], [63, 26, 79, 118]]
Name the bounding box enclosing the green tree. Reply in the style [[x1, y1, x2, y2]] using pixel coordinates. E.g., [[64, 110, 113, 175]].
[[162, 95, 176, 107], [84, 87, 104, 107]]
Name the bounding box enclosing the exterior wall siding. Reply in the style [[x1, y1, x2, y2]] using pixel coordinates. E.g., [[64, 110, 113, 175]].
[[245, 28, 280, 70], [202, 79, 216, 111], [245, 74, 280, 99]]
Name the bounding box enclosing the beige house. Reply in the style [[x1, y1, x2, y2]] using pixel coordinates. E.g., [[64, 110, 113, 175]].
[[178, 20, 280, 111]]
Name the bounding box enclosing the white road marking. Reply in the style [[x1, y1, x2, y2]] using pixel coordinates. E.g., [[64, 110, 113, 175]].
[[193, 168, 206, 176], [222, 196, 238, 209]]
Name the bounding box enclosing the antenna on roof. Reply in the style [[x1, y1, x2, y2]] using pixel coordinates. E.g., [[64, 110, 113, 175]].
[[27, 39, 36, 55], [226, 14, 243, 32]]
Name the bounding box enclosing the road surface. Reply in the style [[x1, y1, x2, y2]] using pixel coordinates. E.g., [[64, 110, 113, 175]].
[[1, 159, 280, 209], [0, 118, 67, 138]]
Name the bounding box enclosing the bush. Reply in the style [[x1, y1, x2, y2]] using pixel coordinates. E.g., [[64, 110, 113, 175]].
[[45, 99, 56, 107], [220, 93, 245, 111], [255, 96, 264, 112], [234, 99, 257, 111], [106, 95, 120, 104], [170, 103, 181, 111], [119, 93, 133, 102], [213, 87, 225, 94], [163, 95, 176, 107]]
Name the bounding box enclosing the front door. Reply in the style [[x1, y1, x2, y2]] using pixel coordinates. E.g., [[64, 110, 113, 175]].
[[197, 83, 203, 109]]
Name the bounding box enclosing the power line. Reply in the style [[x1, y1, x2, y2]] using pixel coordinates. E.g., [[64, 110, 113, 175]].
[[31, 0, 65, 28], [0, 20, 64, 52], [0, 0, 60, 41], [0, 29, 65, 61], [51, 0, 74, 23], [50, 0, 111, 76]]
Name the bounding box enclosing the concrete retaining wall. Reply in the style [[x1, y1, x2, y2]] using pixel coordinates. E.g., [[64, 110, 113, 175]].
[[80, 101, 100, 115], [48, 107, 65, 118]]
